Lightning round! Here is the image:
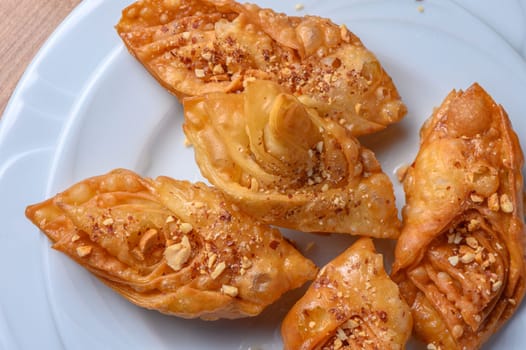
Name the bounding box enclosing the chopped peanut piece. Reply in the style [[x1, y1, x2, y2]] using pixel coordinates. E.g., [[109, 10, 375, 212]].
[[221, 284, 239, 297], [164, 235, 192, 271], [76, 246, 92, 257], [488, 193, 500, 211], [500, 194, 514, 213]]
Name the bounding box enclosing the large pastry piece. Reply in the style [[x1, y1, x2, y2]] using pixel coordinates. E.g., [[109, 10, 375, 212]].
[[25, 169, 317, 320], [183, 79, 400, 238], [392, 83, 526, 349], [115, 0, 406, 136], [281, 238, 413, 350]]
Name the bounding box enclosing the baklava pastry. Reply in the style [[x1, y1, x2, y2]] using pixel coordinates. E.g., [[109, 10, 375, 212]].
[[115, 0, 406, 135], [392, 84, 526, 349], [183, 80, 400, 238], [281, 237, 413, 350], [25, 169, 317, 320]]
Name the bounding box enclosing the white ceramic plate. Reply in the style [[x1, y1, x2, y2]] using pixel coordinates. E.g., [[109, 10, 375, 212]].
[[1, 0, 526, 349]]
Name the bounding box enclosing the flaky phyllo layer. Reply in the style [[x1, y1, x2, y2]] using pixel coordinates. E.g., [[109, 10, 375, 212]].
[[183, 80, 400, 237], [392, 84, 526, 349], [25, 169, 317, 320], [116, 0, 406, 135], [282, 238, 412, 350]]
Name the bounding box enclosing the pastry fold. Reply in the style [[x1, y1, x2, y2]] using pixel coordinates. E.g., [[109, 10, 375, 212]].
[[392, 84, 526, 349], [25, 169, 317, 320], [281, 238, 412, 350], [183, 79, 400, 238], [115, 0, 406, 135]]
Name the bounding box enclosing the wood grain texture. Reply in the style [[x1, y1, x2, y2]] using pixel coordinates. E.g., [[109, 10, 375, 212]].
[[0, 0, 81, 117]]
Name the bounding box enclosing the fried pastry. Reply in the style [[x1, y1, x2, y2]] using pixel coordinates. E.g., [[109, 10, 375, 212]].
[[392, 84, 526, 349], [115, 0, 406, 136], [281, 237, 413, 350], [183, 79, 400, 238], [25, 169, 317, 320]]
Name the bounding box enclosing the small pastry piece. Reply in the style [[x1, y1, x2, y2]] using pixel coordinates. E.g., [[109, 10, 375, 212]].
[[392, 84, 526, 349], [281, 237, 413, 350], [25, 169, 317, 320], [115, 0, 406, 136], [183, 80, 400, 238]]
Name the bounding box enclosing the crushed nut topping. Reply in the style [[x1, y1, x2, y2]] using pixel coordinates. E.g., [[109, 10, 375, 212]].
[[221, 284, 238, 297], [194, 69, 206, 78], [452, 324, 464, 338], [102, 218, 114, 226], [211, 261, 227, 279], [491, 280, 503, 292], [164, 235, 192, 271], [179, 222, 193, 234], [460, 252, 475, 264], [76, 246, 92, 257], [488, 193, 500, 211], [499, 194, 514, 213], [465, 236, 479, 249], [470, 193, 484, 203], [448, 255, 459, 266]]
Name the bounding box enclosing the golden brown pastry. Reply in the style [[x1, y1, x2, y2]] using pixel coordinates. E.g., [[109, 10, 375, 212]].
[[281, 237, 413, 350], [25, 169, 317, 320], [183, 79, 400, 238], [392, 83, 526, 349], [115, 0, 406, 136]]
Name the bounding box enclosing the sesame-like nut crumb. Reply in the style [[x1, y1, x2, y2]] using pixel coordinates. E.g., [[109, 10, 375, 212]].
[[102, 218, 114, 226], [470, 193, 484, 203], [427, 344, 437, 350], [211, 261, 226, 279], [295, 3, 304, 11], [71, 234, 80, 242], [164, 235, 191, 271], [509, 298, 517, 305], [465, 236, 479, 249], [221, 284, 238, 297], [492, 280, 503, 292], [308, 321, 316, 328], [467, 219, 480, 232], [212, 64, 225, 75], [452, 324, 464, 338], [165, 215, 175, 223], [207, 252, 218, 269], [448, 255, 459, 266], [460, 252, 475, 264], [316, 141, 324, 153], [417, 5, 424, 13], [179, 222, 193, 234], [76, 246, 92, 257], [194, 69, 205, 78], [488, 193, 500, 211], [335, 327, 347, 341], [500, 194, 514, 213], [345, 319, 359, 329], [321, 183, 329, 192], [241, 256, 252, 269], [201, 52, 212, 61]]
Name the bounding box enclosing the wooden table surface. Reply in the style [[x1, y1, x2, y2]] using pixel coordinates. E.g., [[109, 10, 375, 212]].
[[0, 0, 81, 117]]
